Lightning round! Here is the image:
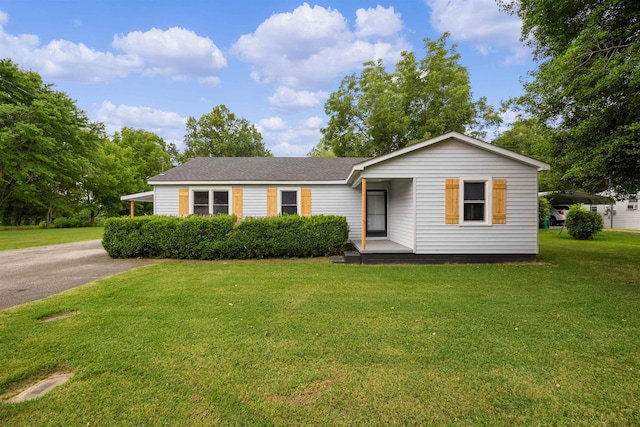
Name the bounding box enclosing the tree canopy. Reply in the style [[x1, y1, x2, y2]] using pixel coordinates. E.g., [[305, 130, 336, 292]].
[[0, 59, 98, 225], [0, 62, 273, 226], [500, 0, 640, 196], [317, 34, 500, 157], [0, 60, 180, 226], [79, 127, 178, 224], [182, 104, 272, 160], [492, 117, 561, 191]]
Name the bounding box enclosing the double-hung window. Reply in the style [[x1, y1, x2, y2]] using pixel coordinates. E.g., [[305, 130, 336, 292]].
[[445, 177, 504, 225], [192, 190, 230, 215], [193, 191, 209, 215], [463, 181, 486, 221], [281, 190, 298, 215], [212, 191, 229, 215]]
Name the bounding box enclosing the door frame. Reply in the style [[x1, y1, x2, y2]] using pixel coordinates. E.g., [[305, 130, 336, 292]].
[[366, 189, 388, 237]]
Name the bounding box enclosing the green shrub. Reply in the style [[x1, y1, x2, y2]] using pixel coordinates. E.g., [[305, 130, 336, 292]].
[[52, 217, 83, 228], [565, 204, 604, 240], [102, 214, 349, 260], [538, 196, 550, 224]]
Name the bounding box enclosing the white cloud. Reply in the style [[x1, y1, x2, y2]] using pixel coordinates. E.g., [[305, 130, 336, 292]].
[[197, 76, 221, 86], [232, 3, 409, 89], [95, 101, 187, 145], [112, 27, 227, 80], [258, 117, 288, 131], [258, 115, 325, 156], [426, 0, 531, 64], [300, 116, 323, 129], [269, 86, 329, 111], [355, 6, 403, 39], [270, 141, 311, 157], [0, 12, 227, 82]]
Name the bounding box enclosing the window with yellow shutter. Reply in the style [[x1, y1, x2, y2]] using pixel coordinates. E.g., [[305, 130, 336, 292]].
[[445, 178, 506, 225]]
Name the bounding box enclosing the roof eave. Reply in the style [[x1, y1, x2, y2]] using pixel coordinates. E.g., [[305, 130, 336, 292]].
[[148, 180, 349, 186]]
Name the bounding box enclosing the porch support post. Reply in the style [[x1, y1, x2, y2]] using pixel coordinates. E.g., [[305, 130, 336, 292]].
[[130, 201, 134, 217], [361, 178, 366, 250]]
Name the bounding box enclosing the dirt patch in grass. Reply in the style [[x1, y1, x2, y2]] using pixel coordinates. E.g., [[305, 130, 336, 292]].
[[38, 310, 79, 322], [272, 378, 334, 406]]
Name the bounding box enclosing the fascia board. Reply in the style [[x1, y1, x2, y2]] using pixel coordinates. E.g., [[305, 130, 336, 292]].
[[148, 180, 349, 186]]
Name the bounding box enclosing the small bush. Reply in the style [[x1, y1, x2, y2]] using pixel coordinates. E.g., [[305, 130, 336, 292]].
[[52, 217, 83, 228], [103, 214, 348, 260], [565, 204, 604, 240], [538, 197, 550, 224]]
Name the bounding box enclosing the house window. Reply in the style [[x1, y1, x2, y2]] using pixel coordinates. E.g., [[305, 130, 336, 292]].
[[463, 181, 486, 221], [281, 190, 298, 215], [213, 191, 229, 215], [193, 191, 209, 215], [193, 189, 231, 215]]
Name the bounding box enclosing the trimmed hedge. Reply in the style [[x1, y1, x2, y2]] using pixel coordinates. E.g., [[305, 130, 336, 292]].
[[102, 214, 349, 260]]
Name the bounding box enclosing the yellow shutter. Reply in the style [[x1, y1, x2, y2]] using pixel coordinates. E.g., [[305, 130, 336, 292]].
[[178, 188, 189, 217], [232, 188, 243, 220], [267, 188, 277, 217], [445, 179, 459, 224], [492, 179, 507, 224], [301, 188, 311, 217]]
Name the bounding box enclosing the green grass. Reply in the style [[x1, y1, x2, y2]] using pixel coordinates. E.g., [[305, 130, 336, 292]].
[[1, 230, 639, 425], [0, 227, 104, 251]]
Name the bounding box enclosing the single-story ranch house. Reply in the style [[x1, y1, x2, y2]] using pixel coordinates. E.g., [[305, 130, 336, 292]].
[[122, 132, 550, 263]]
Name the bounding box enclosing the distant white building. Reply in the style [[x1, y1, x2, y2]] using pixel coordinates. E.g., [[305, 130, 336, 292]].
[[595, 193, 640, 229]]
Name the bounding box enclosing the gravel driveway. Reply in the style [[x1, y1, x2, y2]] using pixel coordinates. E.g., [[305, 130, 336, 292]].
[[0, 240, 157, 310]]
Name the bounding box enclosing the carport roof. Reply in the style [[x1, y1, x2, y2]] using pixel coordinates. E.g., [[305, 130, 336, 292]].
[[539, 191, 614, 205], [120, 191, 154, 203]]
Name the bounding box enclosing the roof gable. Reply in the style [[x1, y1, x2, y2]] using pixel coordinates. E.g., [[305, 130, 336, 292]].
[[346, 132, 550, 183]]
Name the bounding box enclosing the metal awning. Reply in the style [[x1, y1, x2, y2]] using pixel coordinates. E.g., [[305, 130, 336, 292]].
[[539, 191, 614, 205], [120, 191, 154, 203]]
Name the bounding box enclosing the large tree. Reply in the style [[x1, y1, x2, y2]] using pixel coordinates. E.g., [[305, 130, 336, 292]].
[[79, 127, 178, 224], [500, 0, 640, 196], [317, 34, 500, 157], [492, 117, 560, 191], [0, 59, 98, 226], [182, 104, 271, 159]]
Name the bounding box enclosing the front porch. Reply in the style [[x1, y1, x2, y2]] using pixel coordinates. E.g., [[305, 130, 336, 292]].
[[333, 238, 416, 265], [351, 239, 413, 254], [338, 238, 537, 265]]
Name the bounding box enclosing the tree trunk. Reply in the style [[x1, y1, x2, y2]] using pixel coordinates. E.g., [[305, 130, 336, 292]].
[[46, 205, 54, 229]]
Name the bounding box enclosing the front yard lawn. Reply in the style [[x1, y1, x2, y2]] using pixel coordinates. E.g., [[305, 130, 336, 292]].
[[0, 227, 104, 251], [0, 230, 639, 425]]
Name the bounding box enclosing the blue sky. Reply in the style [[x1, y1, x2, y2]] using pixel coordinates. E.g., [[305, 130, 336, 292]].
[[0, 0, 534, 156]]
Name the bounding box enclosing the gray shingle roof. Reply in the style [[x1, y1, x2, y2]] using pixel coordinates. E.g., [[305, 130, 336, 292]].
[[148, 157, 370, 182]]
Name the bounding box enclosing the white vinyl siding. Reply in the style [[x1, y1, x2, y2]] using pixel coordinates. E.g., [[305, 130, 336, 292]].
[[242, 187, 269, 218], [388, 178, 414, 249], [157, 184, 362, 240], [303, 185, 362, 241], [154, 185, 180, 216], [597, 193, 640, 229], [362, 139, 539, 254]]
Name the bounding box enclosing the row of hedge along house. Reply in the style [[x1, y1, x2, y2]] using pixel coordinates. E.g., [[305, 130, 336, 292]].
[[103, 214, 348, 260]]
